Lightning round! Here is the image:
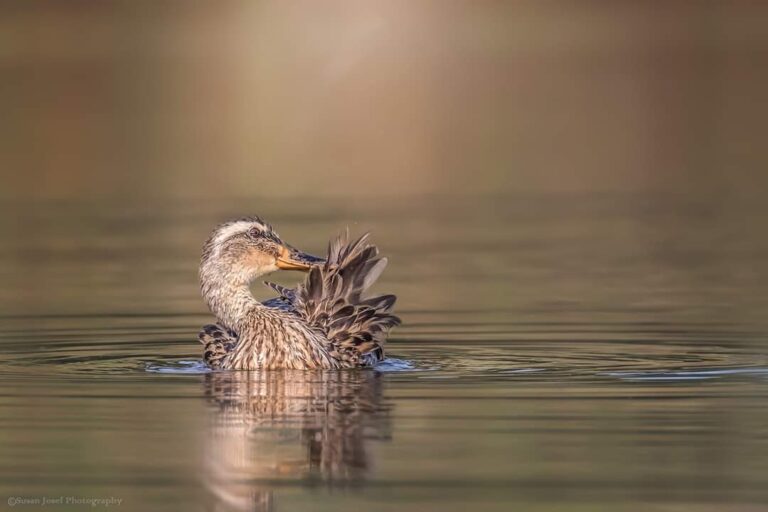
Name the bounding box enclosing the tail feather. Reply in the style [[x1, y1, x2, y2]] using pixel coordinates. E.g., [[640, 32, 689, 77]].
[[199, 324, 238, 369]]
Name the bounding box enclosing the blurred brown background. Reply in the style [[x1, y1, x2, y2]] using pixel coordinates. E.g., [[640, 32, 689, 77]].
[[1, 6, 768, 510], [2, 1, 767, 201]]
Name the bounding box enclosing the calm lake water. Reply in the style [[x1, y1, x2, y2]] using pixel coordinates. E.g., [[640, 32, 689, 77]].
[[1, 193, 767, 511]]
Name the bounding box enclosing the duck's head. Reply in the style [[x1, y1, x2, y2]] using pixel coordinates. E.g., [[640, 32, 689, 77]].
[[200, 217, 323, 287]]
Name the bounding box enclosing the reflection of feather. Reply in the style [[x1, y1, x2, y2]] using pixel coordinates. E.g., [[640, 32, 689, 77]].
[[203, 370, 392, 511]]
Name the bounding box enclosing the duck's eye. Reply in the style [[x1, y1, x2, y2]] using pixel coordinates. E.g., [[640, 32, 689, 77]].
[[248, 227, 262, 239]]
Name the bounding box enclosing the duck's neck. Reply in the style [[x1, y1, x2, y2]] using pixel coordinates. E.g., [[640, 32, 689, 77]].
[[200, 264, 264, 331]]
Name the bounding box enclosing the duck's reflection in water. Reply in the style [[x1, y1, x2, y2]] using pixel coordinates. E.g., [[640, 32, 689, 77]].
[[203, 370, 392, 511]]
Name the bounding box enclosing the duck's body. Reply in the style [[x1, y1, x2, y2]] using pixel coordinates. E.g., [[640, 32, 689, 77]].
[[198, 217, 400, 370]]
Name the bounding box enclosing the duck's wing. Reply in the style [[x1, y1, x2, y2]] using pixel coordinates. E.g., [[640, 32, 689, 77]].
[[199, 323, 238, 369], [263, 231, 400, 366], [261, 283, 297, 312]]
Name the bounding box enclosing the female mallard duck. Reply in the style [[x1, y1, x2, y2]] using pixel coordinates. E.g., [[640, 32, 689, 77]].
[[198, 217, 400, 370]]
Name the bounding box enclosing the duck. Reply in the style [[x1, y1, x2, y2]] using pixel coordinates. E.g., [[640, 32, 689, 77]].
[[198, 216, 400, 370]]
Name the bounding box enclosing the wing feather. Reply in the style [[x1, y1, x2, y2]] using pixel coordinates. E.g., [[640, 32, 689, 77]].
[[261, 231, 400, 366]]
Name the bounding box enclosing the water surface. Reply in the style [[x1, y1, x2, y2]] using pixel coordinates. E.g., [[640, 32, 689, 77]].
[[1, 193, 767, 511]]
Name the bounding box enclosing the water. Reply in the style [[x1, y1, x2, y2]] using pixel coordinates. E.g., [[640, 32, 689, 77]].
[[1, 193, 768, 511]]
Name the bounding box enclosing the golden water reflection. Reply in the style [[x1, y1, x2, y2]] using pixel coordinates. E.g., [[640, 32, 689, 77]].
[[203, 370, 391, 511]]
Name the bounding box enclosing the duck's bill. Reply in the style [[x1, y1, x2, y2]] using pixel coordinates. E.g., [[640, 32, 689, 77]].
[[276, 245, 325, 271]]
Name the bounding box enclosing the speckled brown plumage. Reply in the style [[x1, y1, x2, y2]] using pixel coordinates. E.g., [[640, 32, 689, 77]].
[[198, 218, 400, 370]]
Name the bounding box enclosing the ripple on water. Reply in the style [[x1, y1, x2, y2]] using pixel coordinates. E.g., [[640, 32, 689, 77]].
[[1, 318, 766, 383], [605, 367, 768, 382], [143, 357, 426, 374], [145, 359, 212, 374]]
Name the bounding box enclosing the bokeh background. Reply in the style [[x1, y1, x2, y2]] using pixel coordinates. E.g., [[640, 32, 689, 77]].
[[2, 0, 767, 200], [2, 0, 767, 318]]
